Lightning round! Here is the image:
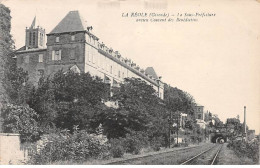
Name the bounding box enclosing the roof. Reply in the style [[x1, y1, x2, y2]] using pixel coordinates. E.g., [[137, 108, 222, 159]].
[[145, 67, 158, 79], [49, 11, 87, 34], [30, 16, 39, 29], [196, 103, 204, 107], [16, 47, 46, 54], [16, 46, 26, 51]]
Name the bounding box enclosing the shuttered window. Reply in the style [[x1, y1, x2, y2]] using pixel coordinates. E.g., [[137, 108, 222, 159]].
[[52, 50, 61, 60]]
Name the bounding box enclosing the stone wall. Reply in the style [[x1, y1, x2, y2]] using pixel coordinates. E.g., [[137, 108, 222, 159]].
[[0, 133, 27, 164]]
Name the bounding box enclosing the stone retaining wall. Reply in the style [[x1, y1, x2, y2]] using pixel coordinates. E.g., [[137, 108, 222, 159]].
[[0, 133, 28, 164]]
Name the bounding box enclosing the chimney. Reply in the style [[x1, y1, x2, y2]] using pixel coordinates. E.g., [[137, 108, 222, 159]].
[[244, 106, 247, 140]]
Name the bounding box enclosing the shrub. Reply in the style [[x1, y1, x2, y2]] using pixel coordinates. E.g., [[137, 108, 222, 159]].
[[110, 138, 125, 158], [151, 143, 161, 151], [123, 132, 148, 155], [228, 140, 259, 163], [28, 130, 110, 164], [111, 145, 125, 158], [150, 137, 163, 151]]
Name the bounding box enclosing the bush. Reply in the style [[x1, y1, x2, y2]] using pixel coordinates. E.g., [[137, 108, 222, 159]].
[[123, 135, 142, 154], [150, 137, 163, 151], [123, 132, 148, 155], [228, 140, 259, 163], [110, 138, 125, 158], [28, 130, 110, 164], [111, 145, 125, 158]]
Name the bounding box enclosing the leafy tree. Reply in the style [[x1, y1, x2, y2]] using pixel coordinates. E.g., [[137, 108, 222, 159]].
[[3, 65, 34, 105], [1, 103, 40, 142], [226, 118, 243, 139], [164, 84, 196, 116], [96, 78, 169, 146], [0, 4, 15, 104], [28, 70, 110, 132]]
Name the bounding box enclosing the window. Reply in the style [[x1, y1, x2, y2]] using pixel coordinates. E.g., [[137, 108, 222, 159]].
[[122, 72, 124, 78], [118, 71, 120, 77], [198, 114, 202, 119], [110, 65, 113, 74], [71, 35, 75, 41], [38, 69, 44, 77], [38, 54, 43, 63], [55, 36, 59, 43], [92, 48, 95, 64], [87, 46, 91, 62], [33, 32, 36, 45], [52, 50, 61, 60], [24, 55, 29, 63], [96, 52, 99, 67], [40, 33, 43, 46], [70, 49, 75, 60], [29, 32, 32, 45]]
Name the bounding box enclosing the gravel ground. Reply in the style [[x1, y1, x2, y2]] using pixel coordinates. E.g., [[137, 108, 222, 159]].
[[185, 144, 222, 165], [217, 143, 255, 165], [106, 143, 215, 165]]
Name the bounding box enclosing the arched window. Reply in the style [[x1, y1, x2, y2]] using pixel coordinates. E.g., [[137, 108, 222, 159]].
[[33, 32, 36, 45], [29, 32, 32, 45]]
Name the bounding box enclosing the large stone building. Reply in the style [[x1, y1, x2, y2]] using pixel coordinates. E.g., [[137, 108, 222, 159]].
[[15, 11, 164, 99]]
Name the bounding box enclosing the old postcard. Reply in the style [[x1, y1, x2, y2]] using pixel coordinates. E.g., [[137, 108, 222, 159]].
[[0, 0, 259, 165]]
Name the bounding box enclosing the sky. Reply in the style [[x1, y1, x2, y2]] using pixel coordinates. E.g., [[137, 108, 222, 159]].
[[2, 0, 260, 134]]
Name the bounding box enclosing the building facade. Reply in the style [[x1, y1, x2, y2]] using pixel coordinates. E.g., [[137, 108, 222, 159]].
[[15, 11, 164, 99], [194, 104, 206, 129]]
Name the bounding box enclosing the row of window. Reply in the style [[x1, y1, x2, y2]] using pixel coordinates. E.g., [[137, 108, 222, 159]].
[[86, 45, 129, 79], [54, 34, 95, 44], [23, 54, 43, 63], [28, 32, 44, 46], [51, 49, 76, 61], [85, 45, 157, 84], [86, 34, 96, 46], [55, 35, 75, 43], [23, 49, 77, 64], [29, 32, 36, 46]]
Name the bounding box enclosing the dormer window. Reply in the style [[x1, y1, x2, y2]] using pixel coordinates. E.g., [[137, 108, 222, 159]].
[[55, 36, 59, 43], [71, 35, 75, 41]]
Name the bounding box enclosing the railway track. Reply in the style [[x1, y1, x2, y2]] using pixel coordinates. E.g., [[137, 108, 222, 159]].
[[180, 143, 223, 165], [106, 144, 214, 165]]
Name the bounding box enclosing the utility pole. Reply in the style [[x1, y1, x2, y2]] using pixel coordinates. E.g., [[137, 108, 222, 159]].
[[244, 106, 247, 141], [177, 110, 179, 146], [168, 111, 172, 148]]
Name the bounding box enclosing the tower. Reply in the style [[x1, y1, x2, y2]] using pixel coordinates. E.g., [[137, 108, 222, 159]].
[[25, 16, 45, 49]]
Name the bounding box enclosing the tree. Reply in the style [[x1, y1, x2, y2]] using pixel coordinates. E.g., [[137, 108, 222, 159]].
[[226, 118, 243, 139], [28, 70, 110, 133], [164, 84, 196, 116], [96, 78, 169, 146], [1, 104, 40, 142], [3, 65, 33, 105], [0, 4, 15, 104]]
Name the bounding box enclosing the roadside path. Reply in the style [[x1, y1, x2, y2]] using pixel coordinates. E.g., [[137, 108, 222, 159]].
[[217, 143, 255, 165]]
